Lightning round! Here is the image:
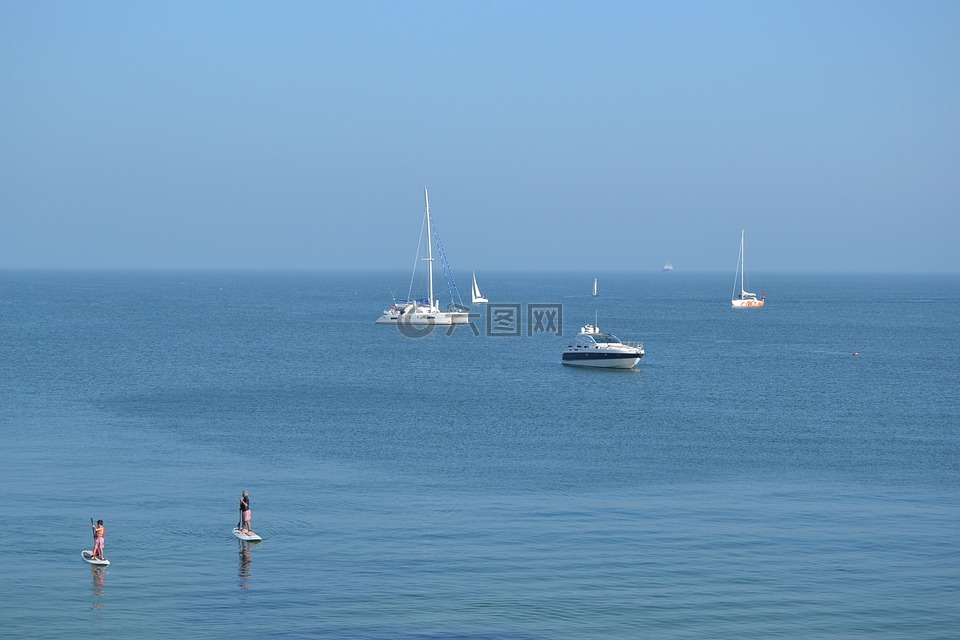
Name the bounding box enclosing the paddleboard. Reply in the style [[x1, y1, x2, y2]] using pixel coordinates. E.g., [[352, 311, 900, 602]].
[[82, 550, 110, 566], [233, 528, 262, 542]]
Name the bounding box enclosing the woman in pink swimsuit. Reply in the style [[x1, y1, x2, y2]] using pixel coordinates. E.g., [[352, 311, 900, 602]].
[[91, 520, 106, 560]]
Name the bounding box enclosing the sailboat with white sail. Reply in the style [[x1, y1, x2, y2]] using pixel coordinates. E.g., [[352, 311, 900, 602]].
[[471, 271, 488, 304], [376, 188, 470, 326], [731, 228, 765, 308]]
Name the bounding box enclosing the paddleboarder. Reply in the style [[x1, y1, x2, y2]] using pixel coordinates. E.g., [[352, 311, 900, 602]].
[[91, 519, 106, 561], [239, 491, 251, 534]]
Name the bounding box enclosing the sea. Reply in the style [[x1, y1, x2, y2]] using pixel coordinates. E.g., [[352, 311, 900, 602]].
[[1, 270, 958, 639]]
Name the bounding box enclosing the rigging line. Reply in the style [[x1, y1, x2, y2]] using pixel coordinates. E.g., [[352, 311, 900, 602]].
[[408, 206, 428, 303], [430, 214, 465, 307], [732, 228, 742, 299]]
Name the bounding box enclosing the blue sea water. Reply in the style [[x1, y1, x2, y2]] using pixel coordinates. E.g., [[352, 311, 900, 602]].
[[1, 270, 958, 639]]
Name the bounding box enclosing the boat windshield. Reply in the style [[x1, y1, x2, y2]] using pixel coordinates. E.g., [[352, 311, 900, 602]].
[[589, 334, 622, 344]]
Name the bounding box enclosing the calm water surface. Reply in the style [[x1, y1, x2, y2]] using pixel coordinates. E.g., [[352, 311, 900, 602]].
[[1, 271, 958, 639]]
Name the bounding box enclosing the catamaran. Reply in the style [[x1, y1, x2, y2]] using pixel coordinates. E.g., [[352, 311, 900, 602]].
[[376, 188, 470, 326], [731, 228, 764, 308]]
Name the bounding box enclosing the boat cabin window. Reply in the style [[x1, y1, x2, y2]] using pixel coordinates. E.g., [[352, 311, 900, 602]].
[[580, 334, 621, 344]]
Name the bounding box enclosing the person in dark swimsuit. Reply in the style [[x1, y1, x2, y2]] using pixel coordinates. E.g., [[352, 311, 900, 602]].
[[239, 491, 251, 534]]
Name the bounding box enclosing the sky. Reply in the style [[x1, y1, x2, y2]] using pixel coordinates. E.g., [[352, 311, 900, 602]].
[[1, 1, 958, 273]]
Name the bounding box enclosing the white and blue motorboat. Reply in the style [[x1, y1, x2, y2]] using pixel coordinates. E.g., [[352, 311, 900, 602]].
[[562, 324, 644, 369]]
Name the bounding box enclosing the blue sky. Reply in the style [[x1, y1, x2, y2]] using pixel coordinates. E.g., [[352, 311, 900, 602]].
[[2, 1, 958, 272]]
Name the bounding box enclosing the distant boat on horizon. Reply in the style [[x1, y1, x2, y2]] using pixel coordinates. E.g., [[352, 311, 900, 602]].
[[663, 263, 673, 271], [731, 228, 764, 308]]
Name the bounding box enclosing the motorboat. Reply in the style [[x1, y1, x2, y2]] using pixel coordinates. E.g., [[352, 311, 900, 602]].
[[562, 324, 644, 369]]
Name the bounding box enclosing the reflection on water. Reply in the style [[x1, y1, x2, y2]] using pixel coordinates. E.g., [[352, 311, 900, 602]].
[[238, 541, 252, 589], [90, 566, 106, 609]]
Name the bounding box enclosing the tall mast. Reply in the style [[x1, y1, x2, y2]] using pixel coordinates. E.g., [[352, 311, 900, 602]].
[[740, 228, 746, 296], [424, 187, 435, 309]]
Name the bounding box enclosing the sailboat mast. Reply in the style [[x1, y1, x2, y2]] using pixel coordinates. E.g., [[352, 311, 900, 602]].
[[740, 228, 746, 296], [425, 187, 435, 309]]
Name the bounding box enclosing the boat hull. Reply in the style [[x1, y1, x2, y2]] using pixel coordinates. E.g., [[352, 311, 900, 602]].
[[375, 311, 471, 325], [561, 352, 643, 369], [731, 299, 764, 308]]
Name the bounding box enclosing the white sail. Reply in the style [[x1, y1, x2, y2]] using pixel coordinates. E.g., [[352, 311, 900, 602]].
[[471, 271, 488, 303]]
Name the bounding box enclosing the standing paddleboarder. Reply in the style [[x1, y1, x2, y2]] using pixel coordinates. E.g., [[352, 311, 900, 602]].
[[239, 490, 251, 535], [91, 519, 106, 561]]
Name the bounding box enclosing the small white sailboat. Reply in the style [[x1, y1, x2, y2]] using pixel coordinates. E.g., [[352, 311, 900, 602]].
[[471, 271, 488, 303], [376, 188, 471, 326], [731, 228, 764, 308]]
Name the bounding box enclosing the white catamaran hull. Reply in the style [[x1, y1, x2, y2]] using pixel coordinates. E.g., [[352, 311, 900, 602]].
[[731, 298, 764, 308], [375, 311, 470, 325]]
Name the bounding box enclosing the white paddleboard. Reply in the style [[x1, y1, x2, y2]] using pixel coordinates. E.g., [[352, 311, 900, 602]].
[[233, 528, 262, 542], [82, 550, 110, 566]]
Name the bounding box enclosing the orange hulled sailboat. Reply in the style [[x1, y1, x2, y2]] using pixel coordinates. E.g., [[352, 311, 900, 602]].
[[731, 228, 764, 308]]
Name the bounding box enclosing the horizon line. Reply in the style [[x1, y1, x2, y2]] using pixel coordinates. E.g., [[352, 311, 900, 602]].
[[1, 266, 959, 277]]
